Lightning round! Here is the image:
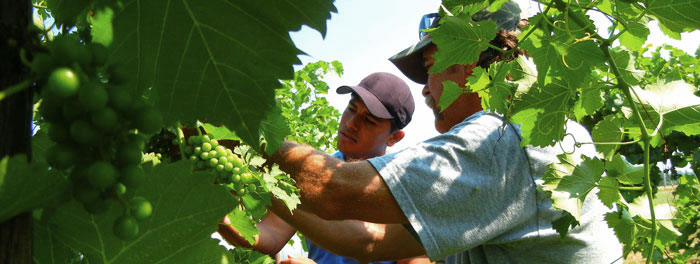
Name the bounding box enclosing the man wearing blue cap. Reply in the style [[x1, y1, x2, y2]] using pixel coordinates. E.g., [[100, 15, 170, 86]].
[[219, 72, 431, 264], [265, 2, 622, 263]]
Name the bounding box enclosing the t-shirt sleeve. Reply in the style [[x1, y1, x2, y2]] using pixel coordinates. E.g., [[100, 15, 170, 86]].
[[367, 114, 539, 260]]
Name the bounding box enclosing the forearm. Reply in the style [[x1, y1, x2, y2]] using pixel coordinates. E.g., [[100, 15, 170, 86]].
[[270, 199, 425, 262], [271, 141, 406, 223]]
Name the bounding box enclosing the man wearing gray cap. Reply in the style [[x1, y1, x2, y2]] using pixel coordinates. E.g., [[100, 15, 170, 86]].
[[265, 2, 622, 263], [219, 72, 431, 264]]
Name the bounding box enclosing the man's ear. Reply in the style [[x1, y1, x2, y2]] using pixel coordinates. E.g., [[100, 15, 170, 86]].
[[386, 130, 405, 147]]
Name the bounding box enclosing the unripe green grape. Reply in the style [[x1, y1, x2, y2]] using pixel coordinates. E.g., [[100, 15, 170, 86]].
[[125, 134, 147, 150], [120, 165, 144, 188], [84, 198, 112, 214], [196, 161, 206, 169], [215, 150, 225, 158], [129, 196, 152, 220], [210, 139, 219, 147], [246, 184, 256, 194], [240, 172, 255, 184], [108, 63, 130, 85], [202, 142, 212, 152], [156, 153, 162, 159], [113, 215, 139, 240], [232, 167, 241, 175], [70, 120, 98, 145], [117, 144, 142, 165], [201, 135, 210, 142], [193, 146, 202, 156], [134, 107, 163, 134], [218, 156, 228, 164], [216, 164, 225, 171], [62, 100, 85, 121], [189, 155, 198, 162], [208, 150, 217, 158], [47, 67, 80, 98], [91, 107, 118, 131], [88, 161, 118, 189], [184, 146, 193, 155], [78, 82, 108, 111], [226, 148, 233, 155], [215, 145, 226, 154], [224, 162, 234, 172], [237, 188, 246, 196], [39, 96, 64, 122], [209, 158, 218, 168], [230, 156, 243, 168], [171, 138, 180, 146], [48, 123, 70, 143], [31, 53, 55, 79], [50, 37, 87, 66], [200, 152, 209, 160], [187, 136, 198, 146], [111, 183, 127, 196], [231, 174, 241, 183], [46, 144, 75, 170], [107, 86, 132, 112]]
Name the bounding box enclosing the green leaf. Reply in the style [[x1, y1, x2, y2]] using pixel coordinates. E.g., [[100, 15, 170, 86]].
[[604, 210, 636, 244], [33, 213, 87, 264], [261, 103, 291, 155], [597, 176, 621, 208], [109, 0, 336, 148], [201, 123, 241, 141], [437, 81, 465, 113], [227, 209, 258, 245], [428, 14, 498, 73], [542, 154, 605, 220], [573, 84, 604, 121], [90, 6, 115, 46], [44, 161, 237, 264], [32, 128, 52, 164], [551, 212, 580, 239], [618, 22, 650, 51], [45, 0, 89, 26], [511, 80, 575, 147], [646, 0, 700, 33], [606, 154, 644, 185], [631, 80, 700, 135], [478, 61, 514, 114], [262, 169, 300, 212], [591, 116, 624, 160], [242, 192, 270, 221], [231, 247, 275, 264], [0, 155, 70, 223], [610, 49, 643, 86]]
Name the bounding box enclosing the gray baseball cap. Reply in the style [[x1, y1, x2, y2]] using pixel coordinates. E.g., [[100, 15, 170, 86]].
[[336, 72, 415, 129], [389, 1, 522, 84]]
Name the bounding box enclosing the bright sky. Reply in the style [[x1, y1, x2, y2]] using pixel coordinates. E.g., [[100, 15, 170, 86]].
[[289, 0, 700, 153]]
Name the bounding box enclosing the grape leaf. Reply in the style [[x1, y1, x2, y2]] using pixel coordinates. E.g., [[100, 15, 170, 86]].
[[231, 247, 275, 264], [262, 170, 300, 212], [606, 154, 644, 185], [428, 14, 498, 73], [477, 61, 514, 114], [610, 49, 643, 86], [511, 80, 575, 147], [646, 0, 700, 33], [597, 176, 621, 208], [90, 6, 115, 46], [631, 80, 700, 135], [32, 128, 52, 164], [573, 83, 605, 121], [108, 0, 336, 149], [0, 155, 70, 223], [45, 0, 89, 26], [551, 212, 580, 239], [618, 22, 650, 51], [43, 161, 237, 264], [604, 210, 636, 244], [227, 209, 258, 245], [542, 154, 604, 220], [242, 192, 270, 221], [201, 123, 241, 141], [261, 103, 291, 155], [33, 216, 87, 264], [591, 116, 624, 160], [437, 81, 466, 113]]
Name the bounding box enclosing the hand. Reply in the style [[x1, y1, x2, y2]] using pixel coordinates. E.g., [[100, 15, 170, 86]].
[[279, 255, 317, 264]]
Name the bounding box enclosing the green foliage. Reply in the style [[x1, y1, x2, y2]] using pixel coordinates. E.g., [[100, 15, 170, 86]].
[[278, 60, 343, 151]]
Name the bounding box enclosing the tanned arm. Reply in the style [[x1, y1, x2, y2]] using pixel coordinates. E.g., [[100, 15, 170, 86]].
[[271, 141, 407, 223], [269, 199, 426, 263]]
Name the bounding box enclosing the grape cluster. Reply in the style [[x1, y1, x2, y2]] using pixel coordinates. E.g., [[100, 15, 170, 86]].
[[184, 135, 259, 196], [35, 36, 161, 240]]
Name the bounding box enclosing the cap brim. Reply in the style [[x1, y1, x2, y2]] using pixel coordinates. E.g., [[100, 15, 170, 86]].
[[336, 86, 393, 119], [389, 37, 432, 85]]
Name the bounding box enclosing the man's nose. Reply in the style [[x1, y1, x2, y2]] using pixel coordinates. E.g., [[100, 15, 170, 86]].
[[422, 85, 430, 97], [347, 115, 360, 131]]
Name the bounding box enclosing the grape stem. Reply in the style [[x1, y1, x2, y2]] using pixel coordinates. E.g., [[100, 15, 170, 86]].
[[0, 80, 31, 101], [176, 124, 187, 160]]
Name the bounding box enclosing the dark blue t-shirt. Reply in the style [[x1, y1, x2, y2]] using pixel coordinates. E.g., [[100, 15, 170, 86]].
[[304, 152, 396, 264]]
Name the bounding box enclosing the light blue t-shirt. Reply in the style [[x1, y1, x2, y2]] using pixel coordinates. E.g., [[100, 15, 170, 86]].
[[368, 111, 622, 263], [305, 151, 396, 264]]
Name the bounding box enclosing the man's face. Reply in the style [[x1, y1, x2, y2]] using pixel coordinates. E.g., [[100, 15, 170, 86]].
[[422, 44, 477, 133], [337, 97, 397, 160]]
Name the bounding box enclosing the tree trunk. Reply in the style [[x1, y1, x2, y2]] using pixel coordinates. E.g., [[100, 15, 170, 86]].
[[0, 0, 34, 263]]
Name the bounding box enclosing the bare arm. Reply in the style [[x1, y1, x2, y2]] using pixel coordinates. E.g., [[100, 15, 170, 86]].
[[270, 199, 426, 263], [218, 212, 297, 255], [271, 141, 406, 223]]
